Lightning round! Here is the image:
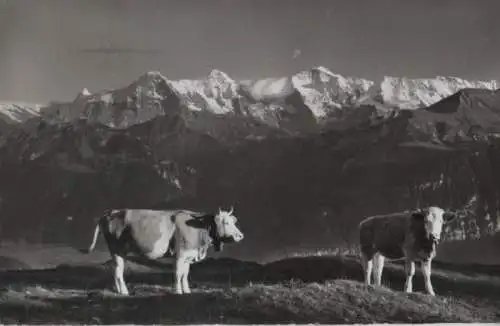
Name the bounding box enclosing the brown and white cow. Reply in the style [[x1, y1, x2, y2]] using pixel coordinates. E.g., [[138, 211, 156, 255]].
[[83, 208, 244, 295], [358, 206, 456, 296]]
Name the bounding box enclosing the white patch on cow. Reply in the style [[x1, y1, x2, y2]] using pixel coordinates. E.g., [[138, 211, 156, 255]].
[[147, 233, 172, 259], [143, 211, 175, 259], [214, 208, 244, 242], [182, 248, 207, 263]]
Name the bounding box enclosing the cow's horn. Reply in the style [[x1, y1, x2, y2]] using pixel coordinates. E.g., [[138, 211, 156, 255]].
[[229, 206, 234, 215]]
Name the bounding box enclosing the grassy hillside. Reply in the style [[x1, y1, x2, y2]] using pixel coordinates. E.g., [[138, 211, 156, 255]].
[[0, 248, 499, 324]]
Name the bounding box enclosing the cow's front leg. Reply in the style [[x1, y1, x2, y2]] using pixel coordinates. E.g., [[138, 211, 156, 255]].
[[182, 262, 191, 294], [421, 259, 435, 296], [175, 259, 185, 294], [175, 257, 191, 294], [403, 259, 415, 293]]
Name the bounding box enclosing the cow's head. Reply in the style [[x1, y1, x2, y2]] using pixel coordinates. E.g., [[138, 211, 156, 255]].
[[214, 207, 244, 245], [186, 207, 244, 252], [412, 206, 456, 244]]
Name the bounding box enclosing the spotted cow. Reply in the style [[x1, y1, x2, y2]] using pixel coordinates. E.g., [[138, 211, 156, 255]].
[[83, 208, 244, 295]]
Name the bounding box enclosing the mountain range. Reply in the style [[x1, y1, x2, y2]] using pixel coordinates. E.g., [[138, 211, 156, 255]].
[[1, 67, 500, 261], [4, 67, 498, 130]]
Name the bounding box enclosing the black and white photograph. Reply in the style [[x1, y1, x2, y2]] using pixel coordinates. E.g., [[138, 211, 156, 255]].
[[0, 0, 500, 324]]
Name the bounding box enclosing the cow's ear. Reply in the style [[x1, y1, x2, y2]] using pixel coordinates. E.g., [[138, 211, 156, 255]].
[[185, 214, 214, 229], [411, 211, 425, 220], [443, 211, 456, 222]]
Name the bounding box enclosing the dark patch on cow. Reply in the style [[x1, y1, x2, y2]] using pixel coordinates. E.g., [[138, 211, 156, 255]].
[[410, 212, 427, 238], [418, 235, 438, 257], [163, 236, 176, 257], [376, 243, 405, 260], [219, 236, 236, 243], [184, 213, 223, 252], [411, 211, 426, 221], [99, 210, 130, 255], [184, 214, 215, 229], [414, 237, 436, 258], [359, 222, 376, 259], [360, 213, 408, 260]]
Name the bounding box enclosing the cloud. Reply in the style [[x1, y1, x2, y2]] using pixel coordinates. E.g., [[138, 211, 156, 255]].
[[76, 47, 162, 55]]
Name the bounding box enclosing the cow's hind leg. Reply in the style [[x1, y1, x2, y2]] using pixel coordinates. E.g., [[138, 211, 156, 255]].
[[112, 254, 129, 295], [360, 251, 374, 286], [403, 259, 416, 293], [372, 253, 385, 287]]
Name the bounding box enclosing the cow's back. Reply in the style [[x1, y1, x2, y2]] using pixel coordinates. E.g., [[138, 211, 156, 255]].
[[359, 212, 409, 259]]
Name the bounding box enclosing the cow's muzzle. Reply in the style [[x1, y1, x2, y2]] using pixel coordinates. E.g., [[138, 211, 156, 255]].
[[220, 233, 243, 244], [231, 232, 244, 242], [429, 234, 440, 244]]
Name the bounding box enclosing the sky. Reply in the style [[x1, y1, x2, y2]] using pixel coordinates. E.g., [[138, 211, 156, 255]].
[[1, 0, 500, 103]]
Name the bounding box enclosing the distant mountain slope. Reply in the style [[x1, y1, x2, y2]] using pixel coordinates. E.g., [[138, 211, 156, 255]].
[[0, 69, 500, 257]]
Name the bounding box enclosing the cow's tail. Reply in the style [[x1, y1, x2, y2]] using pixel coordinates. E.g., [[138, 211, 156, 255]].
[[79, 209, 111, 254], [85, 223, 101, 253]]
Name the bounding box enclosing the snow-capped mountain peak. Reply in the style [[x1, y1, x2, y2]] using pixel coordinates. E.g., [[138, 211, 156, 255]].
[[206, 69, 238, 96], [80, 88, 91, 97], [208, 69, 234, 85], [0, 102, 42, 124], [132, 71, 169, 91], [378, 76, 499, 109], [169, 70, 239, 114], [292, 67, 375, 118], [311, 66, 337, 78], [74, 88, 92, 102]]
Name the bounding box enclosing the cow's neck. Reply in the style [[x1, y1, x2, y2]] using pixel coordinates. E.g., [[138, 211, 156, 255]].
[[208, 221, 223, 252]]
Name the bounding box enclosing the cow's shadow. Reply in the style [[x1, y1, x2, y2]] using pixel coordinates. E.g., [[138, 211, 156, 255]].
[[0, 255, 264, 292]]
